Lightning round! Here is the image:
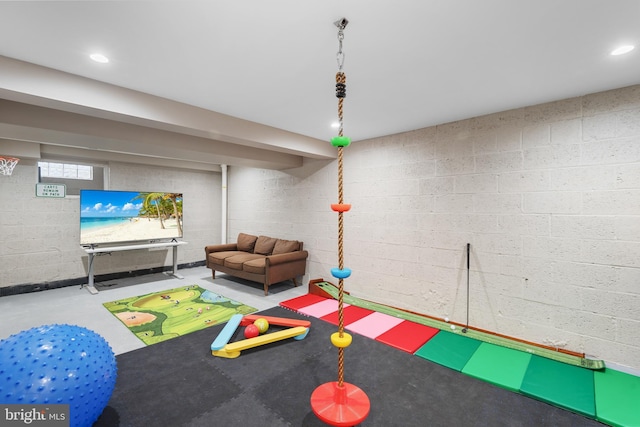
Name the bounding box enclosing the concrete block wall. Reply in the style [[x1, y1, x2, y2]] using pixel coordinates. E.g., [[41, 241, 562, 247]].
[[227, 85, 640, 373], [0, 160, 221, 288]]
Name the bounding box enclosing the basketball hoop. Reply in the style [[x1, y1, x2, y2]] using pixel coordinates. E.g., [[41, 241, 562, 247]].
[[0, 156, 20, 176]]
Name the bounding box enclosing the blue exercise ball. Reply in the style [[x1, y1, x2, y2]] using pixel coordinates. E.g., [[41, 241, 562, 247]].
[[0, 324, 117, 427]]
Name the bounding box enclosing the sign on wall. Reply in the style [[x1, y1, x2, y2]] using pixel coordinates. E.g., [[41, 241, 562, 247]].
[[35, 183, 66, 198]]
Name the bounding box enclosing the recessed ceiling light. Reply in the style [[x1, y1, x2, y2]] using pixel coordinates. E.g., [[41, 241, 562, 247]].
[[611, 45, 635, 56], [331, 122, 340, 128], [90, 53, 109, 63]]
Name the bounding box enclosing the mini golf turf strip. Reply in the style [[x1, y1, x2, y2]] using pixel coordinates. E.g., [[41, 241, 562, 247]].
[[414, 330, 482, 371], [316, 281, 605, 370], [594, 368, 640, 427], [461, 342, 532, 392], [520, 355, 596, 417]]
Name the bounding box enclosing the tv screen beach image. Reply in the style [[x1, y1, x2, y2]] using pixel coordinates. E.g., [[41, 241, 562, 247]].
[[80, 190, 183, 245]]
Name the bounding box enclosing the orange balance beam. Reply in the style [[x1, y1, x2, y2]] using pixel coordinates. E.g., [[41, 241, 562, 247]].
[[240, 314, 311, 328]]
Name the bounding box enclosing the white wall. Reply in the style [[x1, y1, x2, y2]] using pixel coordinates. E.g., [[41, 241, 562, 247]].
[[0, 159, 221, 287], [227, 85, 640, 373], [1, 85, 638, 372]]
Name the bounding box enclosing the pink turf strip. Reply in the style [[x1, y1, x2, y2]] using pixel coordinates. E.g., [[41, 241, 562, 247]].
[[298, 299, 348, 318], [345, 311, 405, 339]]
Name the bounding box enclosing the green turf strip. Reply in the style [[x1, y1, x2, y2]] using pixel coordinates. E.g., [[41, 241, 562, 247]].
[[461, 342, 531, 392], [520, 355, 595, 417], [316, 282, 604, 369], [415, 331, 481, 371], [594, 368, 640, 427]]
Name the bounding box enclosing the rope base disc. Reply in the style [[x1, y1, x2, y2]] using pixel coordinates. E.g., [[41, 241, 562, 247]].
[[310, 381, 370, 426]]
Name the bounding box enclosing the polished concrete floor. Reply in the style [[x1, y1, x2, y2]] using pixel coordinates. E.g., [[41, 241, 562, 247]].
[[0, 266, 308, 355]]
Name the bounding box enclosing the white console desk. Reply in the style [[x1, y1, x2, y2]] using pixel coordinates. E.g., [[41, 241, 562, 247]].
[[83, 240, 187, 294]]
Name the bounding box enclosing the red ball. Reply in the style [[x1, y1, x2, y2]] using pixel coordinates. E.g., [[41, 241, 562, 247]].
[[244, 324, 260, 339]]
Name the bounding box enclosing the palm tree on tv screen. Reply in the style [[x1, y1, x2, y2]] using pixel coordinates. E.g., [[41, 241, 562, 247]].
[[133, 192, 182, 235], [133, 192, 165, 229], [164, 193, 183, 236]]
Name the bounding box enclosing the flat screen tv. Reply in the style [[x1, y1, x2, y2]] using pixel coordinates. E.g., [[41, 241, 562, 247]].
[[80, 190, 183, 246]]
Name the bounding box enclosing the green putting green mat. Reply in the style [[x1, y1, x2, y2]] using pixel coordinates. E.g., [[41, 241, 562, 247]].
[[594, 368, 640, 427], [415, 331, 481, 371], [520, 355, 595, 417], [315, 281, 604, 369], [461, 342, 532, 392]]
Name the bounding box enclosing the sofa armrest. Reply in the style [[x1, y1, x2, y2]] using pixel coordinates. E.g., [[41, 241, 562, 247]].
[[205, 243, 238, 256], [266, 250, 309, 266]]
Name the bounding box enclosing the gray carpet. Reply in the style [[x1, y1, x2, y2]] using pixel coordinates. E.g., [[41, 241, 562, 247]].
[[94, 306, 606, 426]]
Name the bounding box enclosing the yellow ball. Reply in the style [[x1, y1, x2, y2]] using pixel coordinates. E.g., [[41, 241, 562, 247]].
[[253, 318, 269, 334], [330, 332, 352, 348]]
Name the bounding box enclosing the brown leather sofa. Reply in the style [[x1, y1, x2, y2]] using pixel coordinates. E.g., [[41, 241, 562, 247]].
[[204, 233, 308, 295]]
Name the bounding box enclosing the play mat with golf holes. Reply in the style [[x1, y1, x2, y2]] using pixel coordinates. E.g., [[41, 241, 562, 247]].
[[103, 285, 257, 345], [280, 282, 640, 427]]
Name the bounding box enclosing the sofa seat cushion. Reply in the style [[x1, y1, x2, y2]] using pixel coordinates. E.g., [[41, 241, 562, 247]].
[[209, 251, 247, 266], [243, 257, 267, 275], [224, 253, 265, 270]]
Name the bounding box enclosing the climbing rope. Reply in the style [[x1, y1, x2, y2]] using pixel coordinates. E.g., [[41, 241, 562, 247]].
[[335, 20, 347, 389], [310, 18, 370, 426]]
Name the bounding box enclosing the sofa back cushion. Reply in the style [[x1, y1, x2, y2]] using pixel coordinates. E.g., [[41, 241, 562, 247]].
[[237, 233, 258, 252], [272, 239, 301, 255], [254, 235, 278, 255]]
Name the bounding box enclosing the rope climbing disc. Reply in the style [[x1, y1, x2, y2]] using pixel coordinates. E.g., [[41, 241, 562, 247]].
[[331, 203, 351, 212], [331, 136, 351, 147]]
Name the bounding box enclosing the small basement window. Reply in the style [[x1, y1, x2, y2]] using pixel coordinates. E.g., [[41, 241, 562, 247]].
[[38, 161, 105, 195]]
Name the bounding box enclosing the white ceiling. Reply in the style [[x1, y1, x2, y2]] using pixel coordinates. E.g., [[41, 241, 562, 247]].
[[1, 1, 639, 162]]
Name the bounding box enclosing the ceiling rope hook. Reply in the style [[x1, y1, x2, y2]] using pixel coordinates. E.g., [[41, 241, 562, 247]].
[[334, 18, 348, 70]]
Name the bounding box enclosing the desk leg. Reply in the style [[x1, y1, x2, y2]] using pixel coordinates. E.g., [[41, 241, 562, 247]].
[[84, 253, 99, 294], [170, 245, 184, 279]]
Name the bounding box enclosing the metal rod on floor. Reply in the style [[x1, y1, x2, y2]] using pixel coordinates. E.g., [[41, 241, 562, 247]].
[[462, 243, 470, 333]]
